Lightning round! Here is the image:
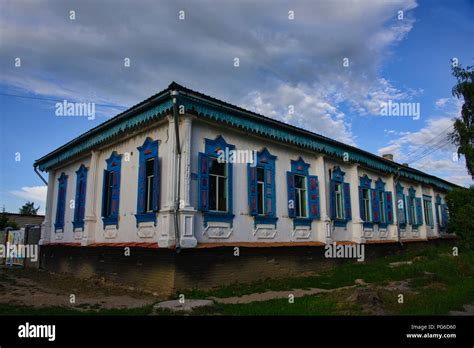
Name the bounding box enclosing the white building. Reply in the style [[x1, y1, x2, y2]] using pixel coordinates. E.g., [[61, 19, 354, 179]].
[[35, 82, 454, 252]]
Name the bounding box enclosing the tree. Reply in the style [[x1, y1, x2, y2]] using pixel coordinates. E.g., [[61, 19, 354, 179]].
[[19, 201, 40, 215], [0, 208, 19, 230], [446, 186, 474, 249], [449, 64, 474, 177]]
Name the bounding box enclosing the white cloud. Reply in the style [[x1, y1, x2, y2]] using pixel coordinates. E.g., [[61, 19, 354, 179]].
[[10, 186, 47, 214]]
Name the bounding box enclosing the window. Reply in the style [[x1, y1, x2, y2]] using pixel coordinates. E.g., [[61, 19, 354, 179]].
[[198, 136, 235, 225], [209, 157, 227, 212], [287, 157, 320, 226], [54, 172, 68, 231], [101, 151, 121, 227], [295, 174, 307, 218], [256, 167, 265, 215], [104, 170, 115, 217], [330, 166, 351, 225], [395, 183, 407, 226], [379, 191, 386, 223], [136, 138, 159, 225], [249, 148, 277, 225], [410, 197, 416, 224], [145, 158, 155, 212], [73, 165, 87, 229], [423, 199, 432, 226], [361, 188, 371, 221], [335, 183, 344, 220]]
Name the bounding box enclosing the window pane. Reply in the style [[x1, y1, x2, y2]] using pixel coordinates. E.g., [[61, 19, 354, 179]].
[[257, 167, 264, 182], [209, 158, 226, 176], [218, 176, 227, 212], [209, 175, 217, 211], [257, 182, 264, 215], [295, 175, 304, 189]]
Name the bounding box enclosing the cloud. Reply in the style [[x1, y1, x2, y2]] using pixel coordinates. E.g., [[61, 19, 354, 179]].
[[378, 115, 472, 187], [10, 186, 47, 214], [0, 0, 419, 146]]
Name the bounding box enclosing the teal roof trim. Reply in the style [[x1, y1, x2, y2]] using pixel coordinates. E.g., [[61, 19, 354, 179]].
[[37, 100, 173, 171]]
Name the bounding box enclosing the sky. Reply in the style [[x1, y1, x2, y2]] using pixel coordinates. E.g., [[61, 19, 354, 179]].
[[0, 0, 473, 215]]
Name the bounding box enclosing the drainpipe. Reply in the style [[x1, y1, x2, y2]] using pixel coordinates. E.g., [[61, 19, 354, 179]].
[[171, 90, 182, 253], [34, 164, 48, 186], [393, 168, 403, 247]]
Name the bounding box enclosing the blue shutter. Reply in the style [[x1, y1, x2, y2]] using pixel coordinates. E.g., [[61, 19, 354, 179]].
[[416, 198, 423, 225], [385, 191, 394, 224], [442, 204, 448, 228], [55, 174, 67, 230], [287, 172, 296, 218], [308, 175, 320, 219], [73, 167, 87, 228], [371, 189, 380, 222], [358, 187, 365, 220], [343, 182, 351, 221], [265, 167, 275, 217], [198, 153, 209, 211], [101, 169, 107, 217], [396, 193, 406, 224], [429, 202, 434, 228], [248, 165, 257, 216], [153, 155, 159, 211], [329, 180, 336, 219], [110, 168, 120, 220], [137, 154, 146, 214], [407, 197, 413, 225]]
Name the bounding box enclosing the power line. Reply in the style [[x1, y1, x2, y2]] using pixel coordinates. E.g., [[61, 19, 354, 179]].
[[407, 138, 453, 164], [402, 122, 454, 161]]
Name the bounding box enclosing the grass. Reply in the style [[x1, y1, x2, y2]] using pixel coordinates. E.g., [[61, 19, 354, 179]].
[[175, 244, 474, 316], [2, 243, 473, 316]]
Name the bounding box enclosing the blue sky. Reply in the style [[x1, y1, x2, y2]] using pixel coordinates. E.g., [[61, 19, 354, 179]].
[[0, 0, 473, 214]]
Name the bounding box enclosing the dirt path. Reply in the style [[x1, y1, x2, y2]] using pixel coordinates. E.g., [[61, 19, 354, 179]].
[[209, 284, 358, 304], [0, 268, 157, 311]]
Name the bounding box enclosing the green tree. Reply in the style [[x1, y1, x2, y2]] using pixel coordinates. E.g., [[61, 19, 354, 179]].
[[446, 186, 474, 248], [449, 64, 474, 177], [19, 201, 40, 215], [0, 208, 19, 230]]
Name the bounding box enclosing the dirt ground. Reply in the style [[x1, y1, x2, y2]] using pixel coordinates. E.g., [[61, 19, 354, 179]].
[[0, 267, 158, 311]]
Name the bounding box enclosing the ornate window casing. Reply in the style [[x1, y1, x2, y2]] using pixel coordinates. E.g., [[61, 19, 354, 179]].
[[72, 165, 88, 230], [407, 186, 423, 228], [54, 172, 68, 231], [286, 157, 320, 228], [395, 182, 408, 229], [374, 178, 394, 228], [198, 135, 235, 226], [435, 194, 448, 232], [135, 137, 159, 226], [101, 151, 122, 228], [248, 148, 278, 226], [423, 194, 434, 228], [329, 166, 351, 227]]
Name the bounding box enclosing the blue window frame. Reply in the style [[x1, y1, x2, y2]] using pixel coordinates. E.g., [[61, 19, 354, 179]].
[[358, 175, 373, 228], [101, 151, 122, 228], [135, 138, 159, 225], [435, 194, 448, 232], [329, 166, 351, 227], [407, 186, 423, 228], [423, 194, 434, 228], [374, 178, 394, 228], [395, 182, 407, 228], [72, 164, 88, 230], [54, 172, 68, 231], [287, 157, 320, 227], [198, 136, 235, 226], [248, 148, 278, 226]]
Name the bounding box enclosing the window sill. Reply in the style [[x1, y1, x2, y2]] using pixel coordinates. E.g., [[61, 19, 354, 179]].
[[254, 216, 278, 227], [72, 221, 84, 230], [292, 217, 313, 227], [203, 211, 235, 226], [135, 212, 157, 226], [102, 217, 118, 228]]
